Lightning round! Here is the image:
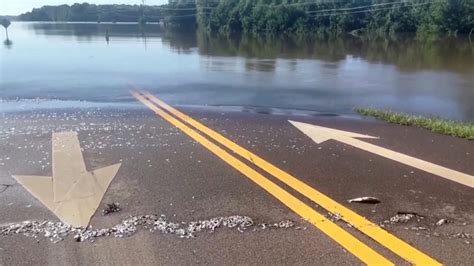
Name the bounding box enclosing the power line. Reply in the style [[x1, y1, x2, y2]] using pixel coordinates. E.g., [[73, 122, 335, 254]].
[[167, 10, 213, 18], [309, 1, 436, 17], [259, 0, 354, 8], [306, 0, 438, 14], [156, 0, 438, 13], [165, 14, 198, 18], [139, 0, 439, 18], [158, 7, 214, 11]]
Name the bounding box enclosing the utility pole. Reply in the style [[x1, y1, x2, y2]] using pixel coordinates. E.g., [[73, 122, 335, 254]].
[[139, 0, 146, 25]]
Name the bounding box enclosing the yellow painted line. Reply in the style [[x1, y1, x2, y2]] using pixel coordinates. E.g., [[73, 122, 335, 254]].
[[138, 90, 441, 266], [132, 91, 393, 265]]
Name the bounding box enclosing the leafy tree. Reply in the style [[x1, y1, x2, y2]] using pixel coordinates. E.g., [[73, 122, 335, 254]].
[[18, 4, 163, 23], [1, 18, 11, 40], [197, 0, 474, 37], [14, 0, 474, 37]]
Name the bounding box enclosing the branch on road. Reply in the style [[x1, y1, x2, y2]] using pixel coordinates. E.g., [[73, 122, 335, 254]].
[[0, 183, 15, 193]]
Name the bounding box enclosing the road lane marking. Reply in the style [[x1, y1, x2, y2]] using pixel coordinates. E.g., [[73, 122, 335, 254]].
[[137, 90, 441, 265], [13, 132, 121, 227], [290, 120, 474, 188], [132, 91, 393, 265]]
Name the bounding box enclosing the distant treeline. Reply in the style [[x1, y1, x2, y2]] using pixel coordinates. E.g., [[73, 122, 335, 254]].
[[17, 3, 163, 23], [0, 16, 17, 21], [198, 0, 474, 36], [15, 2, 199, 28]]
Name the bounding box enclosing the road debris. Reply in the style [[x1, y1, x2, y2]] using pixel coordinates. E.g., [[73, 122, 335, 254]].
[[408, 226, 428, 231], [450, 232, 474, 240], [1, 215, 296, 243], [348, 197, 380, 204], [256, 220, 296, 230], [380, 212, 473, 244], [433, 232, 473, 245], [0, 183, 14, 193], [436, 219, 449, 226], [327, 212, 342, 222], [384, 212, 424, 224], [102, 202, 121, 215]]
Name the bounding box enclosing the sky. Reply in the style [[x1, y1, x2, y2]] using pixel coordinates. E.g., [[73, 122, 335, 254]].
[[0, 0, 168, 15]]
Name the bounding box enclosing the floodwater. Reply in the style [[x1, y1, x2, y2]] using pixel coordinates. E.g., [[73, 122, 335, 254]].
[[1, 22, 473, 121]]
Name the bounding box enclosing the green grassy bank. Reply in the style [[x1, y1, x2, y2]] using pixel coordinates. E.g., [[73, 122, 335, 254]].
[[354, 108, 474, 140]]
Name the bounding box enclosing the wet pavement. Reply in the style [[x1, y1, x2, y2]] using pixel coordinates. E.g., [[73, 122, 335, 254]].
[[0, 99, 473, 265]]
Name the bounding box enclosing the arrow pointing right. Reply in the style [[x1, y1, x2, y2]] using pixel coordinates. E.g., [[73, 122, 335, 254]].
[[290, 121, 474, 188]]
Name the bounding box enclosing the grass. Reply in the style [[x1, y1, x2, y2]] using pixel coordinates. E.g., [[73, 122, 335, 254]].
[[354, 107, 474, 140]]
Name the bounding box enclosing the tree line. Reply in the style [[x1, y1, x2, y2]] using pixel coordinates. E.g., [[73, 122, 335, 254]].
[[16, 3, 163, 23], [11, 1, 474, 37], [14, 2, 199, 29], [197, 0, 474, 36]]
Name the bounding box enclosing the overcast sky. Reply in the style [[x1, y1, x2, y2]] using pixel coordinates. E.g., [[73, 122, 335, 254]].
[[0, 0, 169, 15]]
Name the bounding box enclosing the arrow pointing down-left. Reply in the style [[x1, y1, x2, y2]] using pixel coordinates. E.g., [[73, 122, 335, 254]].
[[13, 132, 121, 227]]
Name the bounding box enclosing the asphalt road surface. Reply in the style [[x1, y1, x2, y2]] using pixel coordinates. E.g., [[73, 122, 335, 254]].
[[0, 90, 473, 265]]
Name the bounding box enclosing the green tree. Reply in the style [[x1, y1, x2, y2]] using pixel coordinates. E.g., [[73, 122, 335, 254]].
[[1, 18, 11, 40], [17, 4, 162, 23], [199, 0, 473, 37]]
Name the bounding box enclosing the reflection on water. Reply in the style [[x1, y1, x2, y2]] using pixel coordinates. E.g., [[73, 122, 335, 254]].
[[193, 33, 474, 73], [105, 29, 110, 45], [29, 22, 164, 39], [0, 22, 473, 121], [3, 39, 12, 49]]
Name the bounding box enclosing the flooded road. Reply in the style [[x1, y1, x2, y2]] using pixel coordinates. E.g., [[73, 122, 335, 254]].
[[1, 22, 473, 120], [1, 22, 474, 265]]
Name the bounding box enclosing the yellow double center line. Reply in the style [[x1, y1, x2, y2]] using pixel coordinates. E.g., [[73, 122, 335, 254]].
[[132, 90, 441, 265]]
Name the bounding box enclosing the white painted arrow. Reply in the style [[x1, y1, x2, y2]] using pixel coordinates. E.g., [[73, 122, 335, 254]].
[[289, 121, 474, 188], [13, 132, 121, 227]]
